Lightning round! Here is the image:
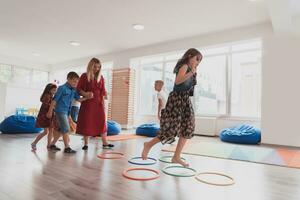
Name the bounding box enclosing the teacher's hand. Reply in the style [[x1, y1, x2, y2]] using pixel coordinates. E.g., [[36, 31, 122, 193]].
[[87, 92, 94, 99]]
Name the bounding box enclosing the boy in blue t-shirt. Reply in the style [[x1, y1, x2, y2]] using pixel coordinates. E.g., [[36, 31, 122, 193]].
[[47, 72, 87, 153]]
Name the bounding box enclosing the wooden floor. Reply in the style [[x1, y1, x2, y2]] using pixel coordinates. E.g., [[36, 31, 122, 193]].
[[1, 133, 300, 200]]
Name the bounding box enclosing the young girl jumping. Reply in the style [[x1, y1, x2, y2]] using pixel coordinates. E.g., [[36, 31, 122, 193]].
[[142, 48, 203, 167]]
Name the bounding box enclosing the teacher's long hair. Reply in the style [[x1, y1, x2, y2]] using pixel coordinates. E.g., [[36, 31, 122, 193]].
[[86, 57, 101, 82]]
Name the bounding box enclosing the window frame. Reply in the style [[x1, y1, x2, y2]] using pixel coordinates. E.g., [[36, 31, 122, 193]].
[[132, 39, 262, 120], [0, 63, 50, 89]]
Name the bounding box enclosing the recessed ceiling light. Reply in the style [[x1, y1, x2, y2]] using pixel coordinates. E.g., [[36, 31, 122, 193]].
[[132, 24, 144, 31], [32, 52, 40, 56], [248, 0, 258, 2], [69, 41, 80, 46]]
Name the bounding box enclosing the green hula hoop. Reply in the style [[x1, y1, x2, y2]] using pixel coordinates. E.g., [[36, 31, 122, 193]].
[[159, 155, 186, 163], [162, 165, 197, 177]]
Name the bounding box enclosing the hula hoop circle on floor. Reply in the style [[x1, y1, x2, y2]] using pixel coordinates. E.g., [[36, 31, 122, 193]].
[[162, 165, 197, 177], [128, 157, 157, 165], [97, 151, 124, 159], [122, 167, 160, 181], [195, 172, 235, 186], [158, 155, 186, 163]]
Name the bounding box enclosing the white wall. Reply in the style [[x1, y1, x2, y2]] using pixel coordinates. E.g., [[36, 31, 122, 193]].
[[261, 36, 300, 147], [0, 54, 51, 70], [4, 85, 43, 118]]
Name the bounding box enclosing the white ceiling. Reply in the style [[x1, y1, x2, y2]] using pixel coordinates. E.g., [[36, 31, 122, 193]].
[[0, 0, 292, 67]]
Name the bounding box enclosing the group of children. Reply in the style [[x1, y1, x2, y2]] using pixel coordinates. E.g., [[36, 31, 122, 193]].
[[31, 48, 203, 166], [31, 72, 85, 153], [31, 58, 114, 154]]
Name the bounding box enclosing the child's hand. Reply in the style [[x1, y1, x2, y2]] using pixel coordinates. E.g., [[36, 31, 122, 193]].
[[46, 112, 52, 119], [191, 66, 197, 74]]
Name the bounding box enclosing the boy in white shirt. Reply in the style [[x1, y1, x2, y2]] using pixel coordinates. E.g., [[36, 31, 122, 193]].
[[154, 80, 167, 121]]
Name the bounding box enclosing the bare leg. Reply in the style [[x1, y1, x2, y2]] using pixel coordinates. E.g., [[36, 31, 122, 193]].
[[171, 136, 189, 167], [47, 128, 53, 148], [32, 128, 49, 146], [67, 134, 70, 144], [141, 137, 160, 160], [63, 134, 70, 148], [101, 133, 108, 145], [50, 130, 61, 145], [83, 136, 89, 146]]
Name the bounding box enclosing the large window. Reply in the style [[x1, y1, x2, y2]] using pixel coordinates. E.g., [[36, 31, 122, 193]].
[[164, 61, 176, 93], [194, 55, 227, 115], [32, 70, 49, 89], [0, 64, 49, 89], [101, 62, 113, 94], [132, 39, 262, 118], [132, 54, 180, 115], [139, 63, 163, 115], [12, 67, 31, 86], [0, 64, 12, 83]]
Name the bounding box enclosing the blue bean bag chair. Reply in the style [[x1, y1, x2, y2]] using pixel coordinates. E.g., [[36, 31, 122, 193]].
[[220, 124, 261, 144], [0, 115, 43, 134], [136, 123, 159, 137], [107, 120, 121, 136]]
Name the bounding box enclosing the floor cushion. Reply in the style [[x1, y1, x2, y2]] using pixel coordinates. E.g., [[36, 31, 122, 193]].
[[136, 123, 159, 137], [220, 124, 261, 144], [107, 120, 121, 136], [0, 115, 43, 134]]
